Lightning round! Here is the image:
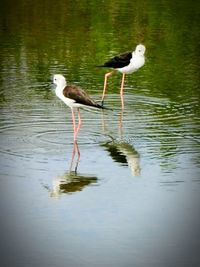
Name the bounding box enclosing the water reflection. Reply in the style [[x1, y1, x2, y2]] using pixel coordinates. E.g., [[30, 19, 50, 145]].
[[102, 139, 140, 176], [102, 111, 141, 176], [50, 141, 98, 198], [50, 171, 98, 198], [69, 141, 80, 173]]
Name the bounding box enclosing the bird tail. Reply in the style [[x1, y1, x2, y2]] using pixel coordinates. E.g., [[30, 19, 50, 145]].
[[95, 103, 113, 111], [83, 103, 112, 112]]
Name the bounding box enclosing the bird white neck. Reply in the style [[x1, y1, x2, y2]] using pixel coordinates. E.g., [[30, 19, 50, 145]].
[[55, 83, 65, 98]]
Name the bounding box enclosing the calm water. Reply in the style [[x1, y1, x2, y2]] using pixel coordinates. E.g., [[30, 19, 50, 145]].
[[0, 0, 200, 266]]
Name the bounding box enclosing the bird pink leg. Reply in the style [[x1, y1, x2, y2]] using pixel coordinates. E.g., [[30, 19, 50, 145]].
[[120, 73, 126, 110], [71, 108, 77, 142], [101, 71, 113, 105], [70, 140, 80, 173], [69, 141, 76, 172], [74, 141, 80, 173], [76, 108, 82, 137], [118, 111, 124, 136]]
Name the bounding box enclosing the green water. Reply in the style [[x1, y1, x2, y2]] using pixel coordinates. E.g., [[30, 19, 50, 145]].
[[0, 1, 200, 267]]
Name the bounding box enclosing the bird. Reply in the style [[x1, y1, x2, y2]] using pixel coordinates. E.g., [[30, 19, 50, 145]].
[[98, 44, 146, 109], [53, 74, 104, 141]]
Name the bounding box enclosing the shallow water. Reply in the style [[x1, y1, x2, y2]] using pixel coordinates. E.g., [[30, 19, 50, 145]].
[[0, 0, 200, 266]]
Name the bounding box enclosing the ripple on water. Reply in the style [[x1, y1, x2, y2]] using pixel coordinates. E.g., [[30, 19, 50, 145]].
[[0, 94, 199, 169], [104, 94, 200, 164], [0, 107, 105, 163]]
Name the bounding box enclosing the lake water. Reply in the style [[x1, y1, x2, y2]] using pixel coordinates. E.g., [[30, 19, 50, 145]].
[[0, 0, 200, 266]]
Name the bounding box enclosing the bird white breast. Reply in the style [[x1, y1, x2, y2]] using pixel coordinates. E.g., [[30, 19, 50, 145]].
[[117, 54, 145, 74], [55, 86, 75, 108]]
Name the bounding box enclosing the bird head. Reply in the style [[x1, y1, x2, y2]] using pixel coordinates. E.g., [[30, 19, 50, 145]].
[[53, 74, 67, 87], [135, 44, 146, 56]]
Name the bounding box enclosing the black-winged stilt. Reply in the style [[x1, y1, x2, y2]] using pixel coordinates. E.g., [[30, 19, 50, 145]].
[[98, 44, 146, 109], [53, 74, 104, 141]]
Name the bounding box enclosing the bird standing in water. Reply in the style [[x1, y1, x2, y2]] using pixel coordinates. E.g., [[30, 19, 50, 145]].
[[98, 44, 146, 109], [53, 74, 104, 141]]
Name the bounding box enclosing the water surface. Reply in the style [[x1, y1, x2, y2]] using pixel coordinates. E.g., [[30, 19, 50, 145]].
[[0, 0, 200, 266]]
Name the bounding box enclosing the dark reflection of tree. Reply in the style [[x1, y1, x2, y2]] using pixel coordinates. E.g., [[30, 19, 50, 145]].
[[1, 0, 199, 109], [49, 141, 98, 198]]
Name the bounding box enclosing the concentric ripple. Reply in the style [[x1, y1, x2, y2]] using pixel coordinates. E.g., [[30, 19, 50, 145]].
[[0, 94, 199, 174]]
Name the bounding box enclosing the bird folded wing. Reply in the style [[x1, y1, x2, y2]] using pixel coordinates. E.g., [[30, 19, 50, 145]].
[[63, 85, 98, 107], [104, 51, 132, 68]]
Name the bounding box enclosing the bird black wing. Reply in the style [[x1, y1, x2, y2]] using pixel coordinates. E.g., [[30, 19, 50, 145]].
[[63, 85, 103, 108], [101, 51, 132, 69]]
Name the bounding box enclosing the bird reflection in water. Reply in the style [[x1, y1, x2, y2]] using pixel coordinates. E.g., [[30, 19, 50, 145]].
[[50, 141, 97, 198], [102, 110, 141, 176], [102, 139, 140, 176]]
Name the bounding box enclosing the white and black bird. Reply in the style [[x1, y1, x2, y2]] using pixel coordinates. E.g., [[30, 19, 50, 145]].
[[98, 44, 146, 109], [53, 74, 104, 141]]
